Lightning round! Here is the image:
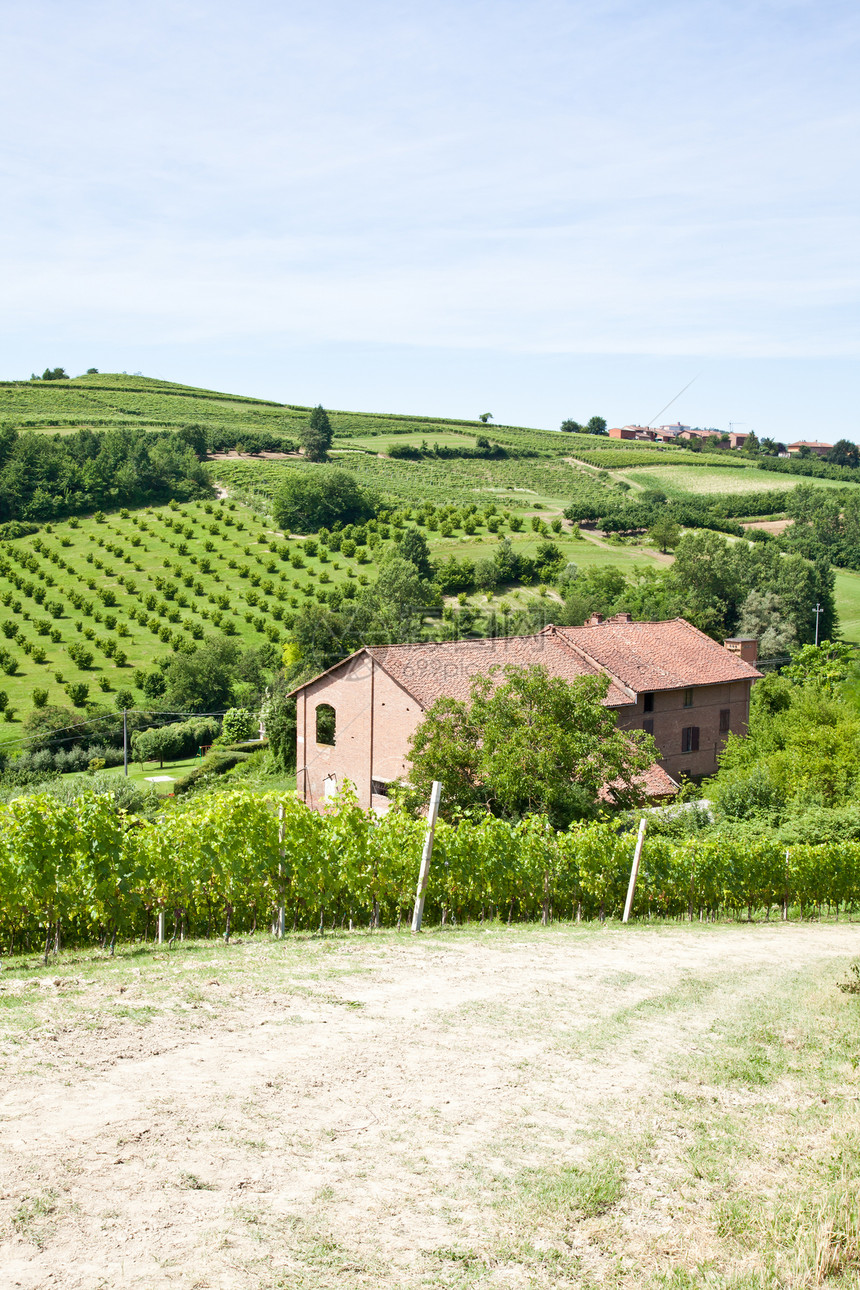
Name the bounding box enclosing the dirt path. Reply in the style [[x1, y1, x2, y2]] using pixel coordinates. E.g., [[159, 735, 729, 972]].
[[0, 923, 857, 1288]]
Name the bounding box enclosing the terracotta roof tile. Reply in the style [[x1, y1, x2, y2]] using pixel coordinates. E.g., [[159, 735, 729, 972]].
[[367, 633, 634, 709], [553, 618, 762, 692], [599, 760, 679, 803]]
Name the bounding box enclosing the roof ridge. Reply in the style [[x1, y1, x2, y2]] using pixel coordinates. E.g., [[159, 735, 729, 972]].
[[552, 627, 638, 699]]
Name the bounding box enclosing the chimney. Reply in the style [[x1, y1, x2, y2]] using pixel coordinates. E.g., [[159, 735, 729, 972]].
[[612, 612, 633, 624], [587, 613, 604, 626], [724, 636, 758, 664]]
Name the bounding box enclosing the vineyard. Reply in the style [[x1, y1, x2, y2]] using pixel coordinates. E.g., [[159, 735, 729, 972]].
[[2, 787, 856, 957], [214, 451, 622, 512], [0, 373, 548, 442]]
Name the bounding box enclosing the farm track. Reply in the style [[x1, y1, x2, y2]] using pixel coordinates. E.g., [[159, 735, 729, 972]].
[[0, 921, 857, 1288]]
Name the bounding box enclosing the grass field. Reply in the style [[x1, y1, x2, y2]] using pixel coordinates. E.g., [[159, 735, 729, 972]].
[[0, 495, 649, 718], [833, 569, 860, 642], [627, 465, 854, 496], [1, 921, 858, 1288]]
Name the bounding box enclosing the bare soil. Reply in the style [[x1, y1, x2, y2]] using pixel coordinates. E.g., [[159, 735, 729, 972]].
[[0, 921, 857, 1289], [741, 518, 793, 534]]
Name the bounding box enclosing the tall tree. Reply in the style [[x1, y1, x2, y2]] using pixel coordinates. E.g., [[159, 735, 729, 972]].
[[827, 439, 860, 468], [301, 405, 333, 462]]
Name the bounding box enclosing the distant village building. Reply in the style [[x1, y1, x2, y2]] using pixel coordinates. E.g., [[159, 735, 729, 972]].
[[290, 618, 762, 813], [787, 441, 832, 458]]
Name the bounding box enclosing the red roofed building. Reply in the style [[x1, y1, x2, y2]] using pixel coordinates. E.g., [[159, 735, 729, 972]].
[[787, 441, 833, 457], [289, 616, 762, 812]]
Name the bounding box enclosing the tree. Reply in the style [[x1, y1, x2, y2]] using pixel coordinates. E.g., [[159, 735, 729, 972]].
[[271, 467, 376, 533], [361, 556, 439, 642], [586, 416, 607, 436], [827, 439, 860, 468], [300, 405, 333, 462], [261, 679, 297, 772], [176, 423, 209, 459], [649, 516, 680, 553], [560, 419, 582, 434], [479, 413, 493, 423], [86, 367, 99, 375], [708, 671, 860, 818], [405, 664, 658, 827], [783, 640, 855, 691], [737, 590, 797, 658], [396, 527, 434, 580], [162, 633, 241, 711], [40, 367, 69, 381]]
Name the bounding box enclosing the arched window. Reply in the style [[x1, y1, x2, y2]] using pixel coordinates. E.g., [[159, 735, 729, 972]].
[[315, 703, 336, 746]]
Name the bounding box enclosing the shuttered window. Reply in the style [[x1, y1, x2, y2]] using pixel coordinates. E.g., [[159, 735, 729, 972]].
[[719, 709, 731, 733], [681, 726, 699, 753]]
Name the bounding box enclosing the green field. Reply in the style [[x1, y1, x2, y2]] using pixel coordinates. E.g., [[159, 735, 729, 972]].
[[625, 464, 854, 495], [2, 371, 859, 712], [833, 570, 860, 642], [0, 373, 546, 443], [0, 495, 636, 718]]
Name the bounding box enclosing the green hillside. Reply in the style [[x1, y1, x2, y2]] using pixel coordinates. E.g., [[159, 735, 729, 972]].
[[0, 495, 650, 719], [0, 372, 857, 734]]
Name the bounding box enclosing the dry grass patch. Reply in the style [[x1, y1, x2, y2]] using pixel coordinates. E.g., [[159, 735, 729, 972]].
[[0, 922, 858, 1288]]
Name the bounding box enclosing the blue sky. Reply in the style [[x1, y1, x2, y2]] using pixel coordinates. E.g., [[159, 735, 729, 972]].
[[2, 0, 858, 436]]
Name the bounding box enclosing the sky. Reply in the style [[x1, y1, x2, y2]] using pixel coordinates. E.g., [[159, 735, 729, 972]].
[[1, 0, 858, 437]]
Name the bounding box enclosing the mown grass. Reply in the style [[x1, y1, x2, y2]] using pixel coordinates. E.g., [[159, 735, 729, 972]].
[[627, 465, 854, 495]]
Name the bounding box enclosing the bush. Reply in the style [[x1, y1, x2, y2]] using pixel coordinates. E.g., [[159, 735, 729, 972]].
[[65, 682, 89, 706], [221, 708, 258, 743], [271, 467, 378, 534], [32, 689, 48, 708], [131, 716, 221, 766]]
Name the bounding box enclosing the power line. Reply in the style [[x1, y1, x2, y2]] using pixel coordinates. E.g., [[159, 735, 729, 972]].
[[0, 707, 229, 752], [649, 376, 701, 430]]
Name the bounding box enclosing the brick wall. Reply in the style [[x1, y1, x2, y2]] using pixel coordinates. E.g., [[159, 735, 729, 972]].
[[297, 658, 755, 807], [615, 680, 751, 778], [297, 653, 423, 811]]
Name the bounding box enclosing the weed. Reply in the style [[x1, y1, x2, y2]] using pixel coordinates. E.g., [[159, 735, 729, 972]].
[[11, 1189, 58, 1248]]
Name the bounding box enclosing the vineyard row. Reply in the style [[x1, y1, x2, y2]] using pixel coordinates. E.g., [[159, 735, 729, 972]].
[[1, 788, 855, 958]]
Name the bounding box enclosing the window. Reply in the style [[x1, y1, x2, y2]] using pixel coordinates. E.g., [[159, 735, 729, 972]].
[[642, 719, 654, 736], [681, 726, 699, 753], [683, 688, 694, 708], [642, 693, 654, 713], [719, 709, 730, 733], [315, 703, 336, 746], [371, 779, 390, 798]]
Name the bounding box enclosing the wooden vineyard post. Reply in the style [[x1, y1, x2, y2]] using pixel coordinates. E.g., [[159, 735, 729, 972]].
[[411, 781, 442, 934], [157, 911, 165, 944], [622, 818, 647, 924], [277, 804, 286, 939]]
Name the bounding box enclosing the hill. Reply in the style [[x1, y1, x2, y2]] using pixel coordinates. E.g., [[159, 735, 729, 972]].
[[0, 372, 857, 735]]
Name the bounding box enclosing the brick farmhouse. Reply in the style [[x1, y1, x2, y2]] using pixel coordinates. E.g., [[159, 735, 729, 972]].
[[290, 615, 762, 812]]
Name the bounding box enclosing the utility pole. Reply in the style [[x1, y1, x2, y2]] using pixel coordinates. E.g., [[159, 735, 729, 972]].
[[815, 603, 823, 646], [123, 709, 128, 777]]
